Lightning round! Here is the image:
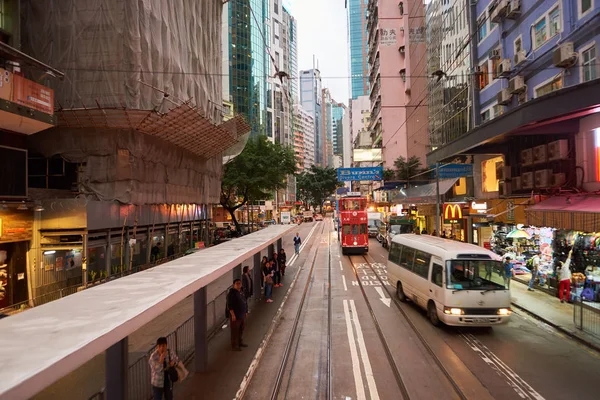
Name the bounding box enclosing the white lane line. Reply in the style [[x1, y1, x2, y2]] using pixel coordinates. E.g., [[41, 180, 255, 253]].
[[461, 334, 545, 400], [349, 300, 380, 400], [342, 275, 348, 291], [339, 260, 343, 271], [343, 300, 367, 400]]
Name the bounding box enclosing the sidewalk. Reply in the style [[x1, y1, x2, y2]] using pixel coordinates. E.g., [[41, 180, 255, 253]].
[[510, 279, 600, 351]]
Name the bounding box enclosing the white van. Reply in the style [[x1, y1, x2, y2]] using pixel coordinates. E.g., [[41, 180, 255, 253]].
[[387, 235, 511, 327]]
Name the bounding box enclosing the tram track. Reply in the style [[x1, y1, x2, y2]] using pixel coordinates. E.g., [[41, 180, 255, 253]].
[[348, 254, 468, 400], [268, 222, 332, 400]]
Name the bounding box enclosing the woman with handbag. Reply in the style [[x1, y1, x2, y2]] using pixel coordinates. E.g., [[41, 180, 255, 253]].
[[149, 337, 188, 400]]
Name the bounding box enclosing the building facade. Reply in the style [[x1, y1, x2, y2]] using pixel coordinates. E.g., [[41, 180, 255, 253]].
[[367, 0, 429, 170], [300, 68, 323, 166], [322, 88, 334, 166], [426, 0, 600, 250], [332, 102, 346, 157], [294, 104, 316, 169], [347, 0, 370, 99]]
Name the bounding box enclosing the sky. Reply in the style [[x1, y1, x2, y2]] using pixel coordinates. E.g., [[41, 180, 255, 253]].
[[288, 0, 350, 104]]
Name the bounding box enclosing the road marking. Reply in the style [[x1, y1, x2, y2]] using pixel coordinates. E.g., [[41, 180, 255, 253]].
[[349, 300, 380, 400], [461, 333, 545, 400], [342, 275, 348, 291], [343, 300, 367, 400], [374, 287, 391, 307], [339, 260, 343, 271]]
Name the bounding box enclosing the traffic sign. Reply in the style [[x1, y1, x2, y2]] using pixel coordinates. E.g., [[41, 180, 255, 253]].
[[337, 166, 383, 181]]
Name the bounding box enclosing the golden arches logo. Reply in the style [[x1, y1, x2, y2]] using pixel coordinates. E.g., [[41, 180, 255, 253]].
[[444, 204, 463, 219]]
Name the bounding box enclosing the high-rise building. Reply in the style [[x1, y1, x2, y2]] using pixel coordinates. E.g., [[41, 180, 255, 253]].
[[347, 0, 369, 99], [322, 88, 334, 166], [225, 0, 268, 137], [332, 102, 346, 156], [294, 105, 316, 169], [300, 68, 323, 166], [367, 0, 428, 169], [283, 6, 299, 103]]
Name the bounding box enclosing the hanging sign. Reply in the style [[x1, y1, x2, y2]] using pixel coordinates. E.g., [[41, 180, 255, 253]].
[[470, 201, 488, 214]]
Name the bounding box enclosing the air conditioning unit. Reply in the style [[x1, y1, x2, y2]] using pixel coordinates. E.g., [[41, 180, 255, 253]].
[[489, 49, 502, 59], [522, 172, 534, 189], [514, 50, 527, 66], [497, 88, 512, 105], [493, 104, 505, 117], [506, 0, 521, 19], [533, 144, 548, 164], [497, 165, 512, 180], [508, 75, 525, 94], [490, 0, 509, 23], [499, 181, 512, 196], [535, 169, 552, 188], [496, 59, 512, 77], [548, 139, 569, 161], [521, 148, 533, 166], [553, 42, 575, 68], [513, 176, 522, 190], [552, 173, 566, 187]]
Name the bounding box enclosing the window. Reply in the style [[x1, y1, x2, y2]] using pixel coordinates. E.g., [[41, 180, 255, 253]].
[[549, 7, 560, 37], [581, 44, 597, 82], [579, 0, 593, 18], [535, 75, 563, 97], [413, 251, 431, 279], [478, 18, 487, 43], [343, 225, 351, 235], [479, 61, 489, 89], [274, 0, 279, 14], [447, 260, 506, 290], [389, 243, 402, 264], [514, 36, 523, 54], [431, 264, 444, 287], [481, 109, 491, 123], [534, 18, 547, 48], [491, 55, 501, 79], [481, 156, 503, 193], [400, 247, 415, 271]]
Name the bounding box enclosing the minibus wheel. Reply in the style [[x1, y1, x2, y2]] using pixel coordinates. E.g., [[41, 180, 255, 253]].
[[396, 282, 407, 302], [428, 301, 441, 327]]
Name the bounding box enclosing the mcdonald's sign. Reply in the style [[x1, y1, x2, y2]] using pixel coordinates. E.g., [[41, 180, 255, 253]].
[[443, 203, 464, 220]]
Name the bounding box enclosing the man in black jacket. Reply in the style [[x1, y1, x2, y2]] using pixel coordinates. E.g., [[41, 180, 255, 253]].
[[242, 266, 253, 308], [227, 279, 247, 351]]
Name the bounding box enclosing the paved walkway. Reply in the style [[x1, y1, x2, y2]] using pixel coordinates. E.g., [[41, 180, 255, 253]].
[[510, 279, 600, 351]]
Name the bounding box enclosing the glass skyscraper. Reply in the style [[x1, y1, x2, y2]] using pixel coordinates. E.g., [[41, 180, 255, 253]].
[[347, 0, 369, 99], [228, 0, 268, 136]]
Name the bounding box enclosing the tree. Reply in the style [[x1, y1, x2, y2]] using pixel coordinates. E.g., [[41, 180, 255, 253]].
[[383, 168, 396, 181], [394, 155, 424, 182], [220, 135, 297, 232], [296, 166, 343, 212]]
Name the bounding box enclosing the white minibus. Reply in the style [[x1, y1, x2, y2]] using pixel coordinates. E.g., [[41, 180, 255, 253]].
[[387, 234, 511, 327]]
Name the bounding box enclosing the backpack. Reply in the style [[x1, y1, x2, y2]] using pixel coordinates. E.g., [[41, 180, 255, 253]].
[[526, 257, 536, 271], [581, 287, 595, 301]]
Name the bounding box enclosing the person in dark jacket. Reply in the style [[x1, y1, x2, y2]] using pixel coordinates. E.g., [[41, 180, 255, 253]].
[[227, 279, 247, 351], [242, 266, 253, 309], [272, 253, 282, 287], [262, 260, 274, 303], [279, 248, 287, 278]]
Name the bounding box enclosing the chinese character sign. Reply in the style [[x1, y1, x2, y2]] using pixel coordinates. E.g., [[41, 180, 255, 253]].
[[380, 28, 397, 46]]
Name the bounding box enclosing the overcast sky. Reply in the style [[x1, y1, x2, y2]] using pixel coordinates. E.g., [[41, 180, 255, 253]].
[[287, 0, 350, 105]]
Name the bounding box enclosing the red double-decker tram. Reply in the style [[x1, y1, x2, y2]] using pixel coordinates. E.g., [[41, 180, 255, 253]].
[[338, 193, 369, 255]]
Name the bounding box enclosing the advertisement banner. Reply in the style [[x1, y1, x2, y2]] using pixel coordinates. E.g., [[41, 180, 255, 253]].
[[12, 75, 54, 115], [337, 166, 383, 182]]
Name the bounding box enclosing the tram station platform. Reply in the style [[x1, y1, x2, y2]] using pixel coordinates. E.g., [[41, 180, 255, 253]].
[[0, 224, 297, 400]]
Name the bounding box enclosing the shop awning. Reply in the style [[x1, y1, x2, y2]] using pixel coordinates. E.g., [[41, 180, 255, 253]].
[[374, 182, 401, 191], [525, 196, 600, 232], [391, 178, 458, 204]]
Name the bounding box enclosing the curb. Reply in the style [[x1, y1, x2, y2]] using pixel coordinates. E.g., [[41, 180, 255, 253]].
[[511, 302, 600, 353]]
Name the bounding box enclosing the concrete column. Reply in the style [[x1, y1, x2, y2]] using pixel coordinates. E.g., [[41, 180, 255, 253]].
[[253, 252, 262, 299], [106, 230, 112, 276], [194, 287, 208, 372], [124, 230, 131, 271], [233, 264, 242, 280], [277, 238, 283, 252], [105, 337, 128, 400], [145, 227, 152, 265], [268, 244, 275, 260]]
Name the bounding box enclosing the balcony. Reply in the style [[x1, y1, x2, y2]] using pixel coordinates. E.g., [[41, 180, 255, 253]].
[[369, 76, 381, 103], [369, 55, 380, 85]]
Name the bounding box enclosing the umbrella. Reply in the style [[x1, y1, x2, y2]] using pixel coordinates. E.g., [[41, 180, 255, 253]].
[[507, 229, 531, 239]]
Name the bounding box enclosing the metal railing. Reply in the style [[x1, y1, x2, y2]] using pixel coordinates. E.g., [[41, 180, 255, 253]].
[[88, 287, 232, 400], [573, 298, 600, 340]]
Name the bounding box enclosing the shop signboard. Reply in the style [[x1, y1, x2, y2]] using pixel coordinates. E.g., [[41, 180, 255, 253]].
[[506, 201, 515, 222], [12, 75, 55, 115], [470, 201, 488, 214], [379, 28, 397, 46], [443, 203, 466, 223], [337, 166, 383, 182], [437, 164, 473, 179]]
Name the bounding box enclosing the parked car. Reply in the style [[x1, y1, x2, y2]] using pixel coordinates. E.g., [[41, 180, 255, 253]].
[[314, 214, 324, 221]]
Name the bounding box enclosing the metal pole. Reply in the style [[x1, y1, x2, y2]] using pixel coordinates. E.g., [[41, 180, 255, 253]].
[[105, 337, 128, 400], [435, 162, 441, 236], [194, 286, 208, 372]]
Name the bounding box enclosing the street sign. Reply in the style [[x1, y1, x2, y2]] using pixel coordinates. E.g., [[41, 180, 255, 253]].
[[437, 164, 473, 179], [337, 166, 383, 182]]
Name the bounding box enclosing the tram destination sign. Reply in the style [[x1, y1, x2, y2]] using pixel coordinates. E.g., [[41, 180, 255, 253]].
[[337, 166, 383, 182]]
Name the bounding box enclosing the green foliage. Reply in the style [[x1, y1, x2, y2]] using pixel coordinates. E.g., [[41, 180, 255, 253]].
[[383, 168, 396, 181], [393, 155, 423, 181], [296, 166, 343, 211], [221, 135, 297, 230]]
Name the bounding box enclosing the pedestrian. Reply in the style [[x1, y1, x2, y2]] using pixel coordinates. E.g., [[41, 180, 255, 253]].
[[151, 242, 162, 262], [431, 230, 437, 237], [242, 266, 253, 308], [440, 231, 446, 239], [272, 253, 282, 287], [227, 279, 248, 351], [149, 336, 180, 400], [263, 260, 274, 303], [421, 229, 428, 235], [527, 252, 541, 291], [484, 262, 493, 281], [293, 232, 301, 254], [503, 256, 514, 288], [558, 250, 573, 303], [279, 248, 287, 278]]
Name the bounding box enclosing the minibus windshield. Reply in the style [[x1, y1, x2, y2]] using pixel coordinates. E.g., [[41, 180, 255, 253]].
[[446, 260, 507, 290]]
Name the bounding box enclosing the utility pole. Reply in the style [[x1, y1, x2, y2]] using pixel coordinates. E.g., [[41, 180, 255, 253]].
[[435, 162, 441, 236]]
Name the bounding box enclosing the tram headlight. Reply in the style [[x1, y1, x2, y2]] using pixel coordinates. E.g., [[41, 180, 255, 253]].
[[444, 307, 464, 315], [353, 241, 358, 245], [497, 308, 512, 316]]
